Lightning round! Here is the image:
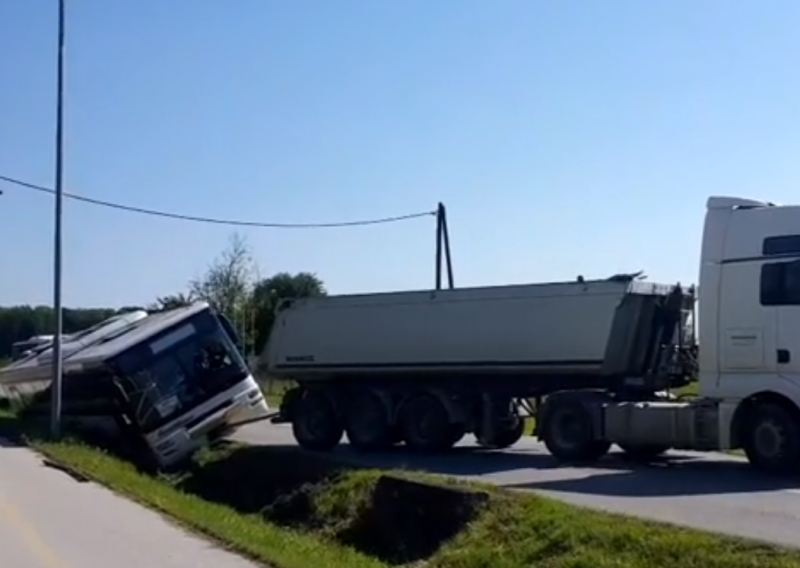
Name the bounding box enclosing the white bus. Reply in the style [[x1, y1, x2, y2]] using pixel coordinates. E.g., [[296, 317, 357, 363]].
[[0, 302, 270, 469], [11, 335, 56, 361]]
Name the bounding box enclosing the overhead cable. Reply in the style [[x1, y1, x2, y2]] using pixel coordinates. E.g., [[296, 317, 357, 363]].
[[0, 174, 435, 228]]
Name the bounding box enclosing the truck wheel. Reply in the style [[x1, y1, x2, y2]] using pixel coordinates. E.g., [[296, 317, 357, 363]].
[[476, 417, 525, 449], [618, 443, 670, 462], [743, 402, 800, 475], [541, 399, 610, 462], [344, 391, 393, 452], [399, 393, 453, 453], [292, 390, 343, 451]]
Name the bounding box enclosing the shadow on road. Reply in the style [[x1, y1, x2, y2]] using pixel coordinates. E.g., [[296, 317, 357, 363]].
[[0, 436, 22, 448], [245, 439, 800, 498], [502, 455, 800, 497]]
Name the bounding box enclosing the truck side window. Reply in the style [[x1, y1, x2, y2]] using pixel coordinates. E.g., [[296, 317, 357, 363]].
[[761, 260, 800, 305], [763, 235, 800, 256]]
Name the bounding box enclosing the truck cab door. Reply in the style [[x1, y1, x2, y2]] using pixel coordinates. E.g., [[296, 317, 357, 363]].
[[774, 260, 800, 385]]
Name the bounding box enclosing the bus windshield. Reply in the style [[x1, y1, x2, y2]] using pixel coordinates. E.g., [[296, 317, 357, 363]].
[[113, 312, 249, 432]]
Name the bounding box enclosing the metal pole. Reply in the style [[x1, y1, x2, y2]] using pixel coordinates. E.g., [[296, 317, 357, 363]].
[[435, 204, 443, 290], [50, 0, 66, 440], [440, 203, 454, 289]]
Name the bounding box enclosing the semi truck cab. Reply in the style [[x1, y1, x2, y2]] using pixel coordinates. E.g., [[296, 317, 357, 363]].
[[540, 196, 800, 474]]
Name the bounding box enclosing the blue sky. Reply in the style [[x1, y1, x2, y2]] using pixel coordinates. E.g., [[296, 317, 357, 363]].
[[2, 1, 800, 308]]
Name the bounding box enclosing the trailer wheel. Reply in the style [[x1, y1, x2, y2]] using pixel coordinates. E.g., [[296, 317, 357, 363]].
[[292, 390, 343, 451], [742, 402, 800, 474], [476, 417, 525, 449], [344, 391, 393, 452], [399, 393, 453, 453], [618, 443, 670, 462], [541, 399, 610, 462]]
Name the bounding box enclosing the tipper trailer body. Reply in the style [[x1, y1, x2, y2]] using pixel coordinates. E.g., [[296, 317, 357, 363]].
[[266, 279, 694, 387], [264, 270, 697, 456], [265, 195, 800, 474]]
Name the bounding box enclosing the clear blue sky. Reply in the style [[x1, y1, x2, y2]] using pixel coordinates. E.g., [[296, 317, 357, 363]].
[[2, 1, 800, 308]]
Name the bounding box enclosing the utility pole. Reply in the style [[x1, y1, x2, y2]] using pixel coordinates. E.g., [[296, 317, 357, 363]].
[[50, 0, 66, 440]]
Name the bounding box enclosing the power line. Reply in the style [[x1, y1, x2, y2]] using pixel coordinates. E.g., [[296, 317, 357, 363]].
[[0, 174, 436, 228]]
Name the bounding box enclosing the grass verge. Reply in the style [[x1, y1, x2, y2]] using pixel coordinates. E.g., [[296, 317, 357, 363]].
[[9, 436, 800, 568]]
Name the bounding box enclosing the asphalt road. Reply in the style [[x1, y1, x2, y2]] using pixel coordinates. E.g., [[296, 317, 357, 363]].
[[234, 422, 800, 549], [0, 438, 260, 568]]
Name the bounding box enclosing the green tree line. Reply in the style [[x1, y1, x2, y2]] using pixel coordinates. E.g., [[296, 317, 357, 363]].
[[0, 232, 326, 361]]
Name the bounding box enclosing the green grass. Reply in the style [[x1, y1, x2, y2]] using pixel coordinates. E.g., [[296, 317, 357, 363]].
[[17, 429, 800, 568], [257, 378, 291, 410], [32, 440, 385, 568]]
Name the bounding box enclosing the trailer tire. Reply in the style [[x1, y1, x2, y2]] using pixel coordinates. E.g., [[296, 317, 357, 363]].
[[344, 391, 393, 452], [292, 390, 343, 452], [618, 443, 670, 462], [541, 399, 610, 462], [476, 416, 525, 449], [399, 393, 454, 453], [742, 402, 800, 475]]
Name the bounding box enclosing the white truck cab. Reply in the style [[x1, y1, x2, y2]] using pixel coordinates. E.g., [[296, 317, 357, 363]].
[[540, 196, 800, 474], [701, 195, 800, 463]]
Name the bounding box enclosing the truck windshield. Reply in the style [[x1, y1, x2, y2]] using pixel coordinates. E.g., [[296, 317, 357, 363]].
[[113, 312, 249, 432]]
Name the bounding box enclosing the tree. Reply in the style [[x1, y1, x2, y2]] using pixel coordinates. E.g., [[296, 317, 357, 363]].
[[189, 233, 255, 315], [251, 272, 326, 354], [1, 233, 329, 365], [0, 305, 118, 359], [147, 292, 195, 311], [189, 232, 258, 351]]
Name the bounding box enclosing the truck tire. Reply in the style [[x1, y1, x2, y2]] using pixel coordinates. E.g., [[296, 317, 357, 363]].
[[476, 417, 525, 449], [399, 393, 454, 453], [292, 390, 343, 452], [618, 443, 670, 462], [541, 399, 610, 462], [742, 402, 800, 475], [344, 391, 393, 452]]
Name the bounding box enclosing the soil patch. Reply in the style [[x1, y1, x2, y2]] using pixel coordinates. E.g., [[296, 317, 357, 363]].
[[338, 474, 489, 563], [178, 445, 489, 565]]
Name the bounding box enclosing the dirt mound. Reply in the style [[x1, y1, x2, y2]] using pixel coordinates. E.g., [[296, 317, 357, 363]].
[[178, 445, 489, 565], [179, 445, 341, 513], [338, 475, 489, 564]]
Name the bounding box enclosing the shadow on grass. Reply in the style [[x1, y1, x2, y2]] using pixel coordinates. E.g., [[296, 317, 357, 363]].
[[179, 444, 489, 565]]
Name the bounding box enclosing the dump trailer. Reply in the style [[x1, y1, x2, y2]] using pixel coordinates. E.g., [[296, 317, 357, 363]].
[[264, 276, 697, 453], [266, 195, 800, 475]]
